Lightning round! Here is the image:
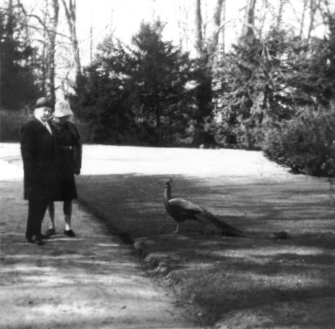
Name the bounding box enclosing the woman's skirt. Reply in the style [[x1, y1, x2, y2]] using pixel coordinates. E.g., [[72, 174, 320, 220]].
[[54, 149, 77, 201]]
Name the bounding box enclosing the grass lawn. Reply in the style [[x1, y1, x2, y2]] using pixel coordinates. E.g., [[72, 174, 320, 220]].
[[76, 146, 335, 328]]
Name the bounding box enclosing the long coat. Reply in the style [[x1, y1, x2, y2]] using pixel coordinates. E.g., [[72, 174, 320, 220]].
[[66, 121, 82, 175], [49, 120, 82, 201], [20, 119, 58, 200]]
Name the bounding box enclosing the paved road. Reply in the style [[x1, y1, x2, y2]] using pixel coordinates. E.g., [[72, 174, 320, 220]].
[[0, 143, 199, 329]]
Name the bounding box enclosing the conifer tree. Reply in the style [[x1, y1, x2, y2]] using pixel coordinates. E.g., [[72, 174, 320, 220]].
[[0, 1, 39, 110]]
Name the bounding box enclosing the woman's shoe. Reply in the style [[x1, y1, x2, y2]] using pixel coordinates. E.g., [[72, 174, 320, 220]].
[[64, 229, 75, 237], [46, 228, 56, 236]]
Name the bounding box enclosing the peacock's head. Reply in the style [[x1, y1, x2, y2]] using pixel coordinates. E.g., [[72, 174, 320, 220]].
[[165, 178, 172, 186]]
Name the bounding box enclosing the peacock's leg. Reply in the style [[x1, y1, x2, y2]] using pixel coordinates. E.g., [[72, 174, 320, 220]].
[[173, 224, 179, 234]]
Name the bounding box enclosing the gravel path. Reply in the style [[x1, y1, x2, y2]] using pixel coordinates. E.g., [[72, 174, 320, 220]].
[[0, 143, 199, 329]]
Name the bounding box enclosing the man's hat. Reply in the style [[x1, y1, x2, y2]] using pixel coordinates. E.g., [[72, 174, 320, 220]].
[[34, 97, 52, 109]]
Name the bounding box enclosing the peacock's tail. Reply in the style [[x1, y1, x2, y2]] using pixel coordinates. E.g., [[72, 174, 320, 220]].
[[202, 210, 244, 237]]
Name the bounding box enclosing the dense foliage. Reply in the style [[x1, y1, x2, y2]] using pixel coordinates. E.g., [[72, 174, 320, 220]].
[[263, 105, 335, 177], [72, 22, 209, 145], [261, 14, 335, 176], [213, 17, 335, 148], [0, 5, 40, 110]]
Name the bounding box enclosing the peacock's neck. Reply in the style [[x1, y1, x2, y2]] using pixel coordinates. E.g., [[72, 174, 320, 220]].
[[163, 185, 171, 207]]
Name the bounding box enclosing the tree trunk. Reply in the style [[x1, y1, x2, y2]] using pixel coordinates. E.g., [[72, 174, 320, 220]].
[[19, 0, 59, 104], [300, 0, 308, 38], [306, 0, 322, 44], [208, 0, 227, 61], [209, 0, 223, 52], [89, 21, 93, 65], [277, 0, 286, 30], [6, 0, 13, 39], [173, 0, 184, 47], [242, 0, 257, 37], [41, 10, 47, 95], [174, 0, 190, 50], [61, 0, 82, 79], [220, 0, 226, 53], [195, 0, 203, 57], [47, 0, 59, 105]]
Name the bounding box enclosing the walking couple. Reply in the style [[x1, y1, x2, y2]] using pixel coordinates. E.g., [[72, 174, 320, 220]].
[[20, 97, 82, 245]]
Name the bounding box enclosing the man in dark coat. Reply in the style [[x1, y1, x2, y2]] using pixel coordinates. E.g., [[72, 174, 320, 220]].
[[20, 97, 57, 245]]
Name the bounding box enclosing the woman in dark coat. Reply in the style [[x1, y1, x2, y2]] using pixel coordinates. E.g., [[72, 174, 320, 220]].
[[46, 100, 82, 237], [20, 97, 57, 245]]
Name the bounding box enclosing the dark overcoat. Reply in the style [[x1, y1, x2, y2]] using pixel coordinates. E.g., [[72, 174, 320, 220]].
[[20, 119, 58, 200], [66, 121, 82, 175], [49, 120, 82, 201]]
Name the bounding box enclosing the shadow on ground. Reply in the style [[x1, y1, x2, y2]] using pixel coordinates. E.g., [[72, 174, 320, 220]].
[[0, 178, 197, 329], [76, 173, 335, 327], [76, 174, 335, 239]]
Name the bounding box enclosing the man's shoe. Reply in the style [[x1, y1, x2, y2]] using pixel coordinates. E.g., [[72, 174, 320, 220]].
[[35, 239, 45, 246], [64, 229, 75, 237], [26, 237, 35, 244]]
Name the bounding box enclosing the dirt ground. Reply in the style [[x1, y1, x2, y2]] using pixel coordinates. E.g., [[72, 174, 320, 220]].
[[1, 143, 335, 328], [0, 144, 199, 329]]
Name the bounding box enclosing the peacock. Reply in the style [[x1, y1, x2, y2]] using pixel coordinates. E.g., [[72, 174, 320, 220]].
[[163, 178, 243, 236]]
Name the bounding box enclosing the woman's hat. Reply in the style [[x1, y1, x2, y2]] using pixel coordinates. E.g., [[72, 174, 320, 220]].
[[34, 97, 52, 109], [54, 100, 74, 117]]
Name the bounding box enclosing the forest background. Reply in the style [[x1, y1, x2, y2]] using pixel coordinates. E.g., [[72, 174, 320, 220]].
[[2, 0, 335, 177]]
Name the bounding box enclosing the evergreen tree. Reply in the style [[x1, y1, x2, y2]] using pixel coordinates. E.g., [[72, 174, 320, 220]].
[[0, 2, 39, 110], [71, 65, 134, 144], [74, 21, 194, 145], [112, 21, 192, 142]]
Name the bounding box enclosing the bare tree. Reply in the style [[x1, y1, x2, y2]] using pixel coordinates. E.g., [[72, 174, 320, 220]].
[[306, 0, 322, 44], [195, 0, 204, 57], [299, 0, 308, 37], [242, 0, 257, 37], [173, 0, 184, 47], [89, 20, 93, 65], [19, 0, 59, 104], [219, 0, 226, 53], [207, 0, 230, 66], [60, 0, 81, 79], [47, 0, 59, 104], [172, 0, 192, 51], [194, 0, 227, 58], [277, 0, 287, 30], [6, 0, 14, 41], [208, 0, 224, 53]]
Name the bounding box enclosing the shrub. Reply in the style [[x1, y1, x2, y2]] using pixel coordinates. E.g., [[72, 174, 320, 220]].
[[235, 123, 264, 150], [263, 106, 335, 177], [0, 108, 31, 141]]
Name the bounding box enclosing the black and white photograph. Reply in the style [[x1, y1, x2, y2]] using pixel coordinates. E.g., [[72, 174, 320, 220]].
[[1, 0, 335, 328]]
